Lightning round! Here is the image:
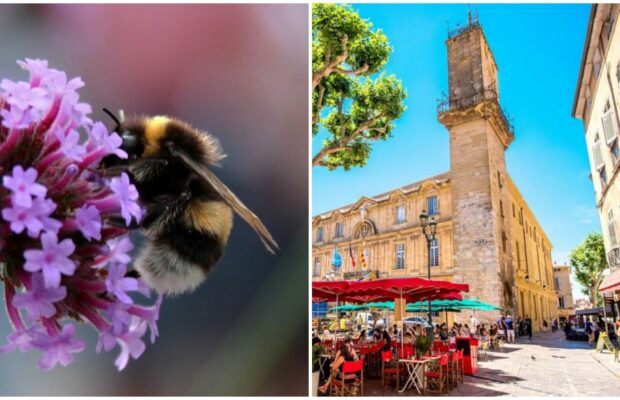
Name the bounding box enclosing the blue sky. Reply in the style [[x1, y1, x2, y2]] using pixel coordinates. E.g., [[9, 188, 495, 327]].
[[312, 4, 594, 299]]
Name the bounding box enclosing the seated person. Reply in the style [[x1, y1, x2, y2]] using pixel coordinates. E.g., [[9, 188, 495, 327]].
[[382, 330, 392, 351], [318, 336, 359, 393], [355, 329, 367, 345], [439, 327, 449, 341], [403, 331, 414, 345]]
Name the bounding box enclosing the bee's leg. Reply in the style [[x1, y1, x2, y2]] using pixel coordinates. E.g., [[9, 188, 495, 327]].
[[98, 158, 169, 180], [107, 216, 141, 230], [140, 193, 186, 230], [125, 270, 141, 278]]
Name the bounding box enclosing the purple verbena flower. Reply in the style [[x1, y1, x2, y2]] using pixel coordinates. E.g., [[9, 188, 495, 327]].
[[75, 204, 102, 241], [109, 173, 142, 226], [106, 301, 133, 335], [12, 273, 67, 321], [2, 196, 61, 238], [23, 232, 76, 288], [0, 325, 44, 353], [0, 107, 35, 129], [31, 324, 86, 370], [114, 319, 148, 371], [2, 165, 47, 208], [43, 70, 84, 97], [88, 122, 127, 159], [0, 59, 159, 371], [0, 79, 50, 112], [105, 263, 139, 304], [105, 236, 133, 265], [55, 128, 86, 161], [17, 58, 52, 87]]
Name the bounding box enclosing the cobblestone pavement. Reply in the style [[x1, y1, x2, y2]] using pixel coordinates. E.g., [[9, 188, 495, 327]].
[[363, 331, 620, 396]]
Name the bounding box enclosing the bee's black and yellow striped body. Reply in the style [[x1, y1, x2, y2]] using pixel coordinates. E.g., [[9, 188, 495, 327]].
[[103, 115, 237, 295]]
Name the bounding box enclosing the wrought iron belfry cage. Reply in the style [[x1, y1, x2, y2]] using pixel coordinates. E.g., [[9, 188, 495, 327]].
[[436, 85, 515, 135]]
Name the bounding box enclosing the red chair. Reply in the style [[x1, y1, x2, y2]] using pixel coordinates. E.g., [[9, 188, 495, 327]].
[[330, 359, 364, 396], [380, 351, 400, 389], [425, 354, 449, 394], [447, 350, 462, 388], [456, 349, 465, 383]]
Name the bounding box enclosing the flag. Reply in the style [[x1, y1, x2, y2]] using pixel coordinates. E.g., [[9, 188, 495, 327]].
[[332, 246, 342, 271], [349, 244, 356, 268], [360, 248, 367, 269]]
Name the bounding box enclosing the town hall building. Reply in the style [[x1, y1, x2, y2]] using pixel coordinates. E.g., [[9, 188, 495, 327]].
[[312, 17, 559, 331]]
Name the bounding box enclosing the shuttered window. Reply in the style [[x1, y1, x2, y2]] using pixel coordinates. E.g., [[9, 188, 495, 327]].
[[395, 244, 405, 269], [602, 101, 618, 144], [430, 239, 439, 267], [592, 134, 605, 170]]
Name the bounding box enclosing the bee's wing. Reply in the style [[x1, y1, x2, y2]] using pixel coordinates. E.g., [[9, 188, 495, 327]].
[[169, 146, 279, 254]]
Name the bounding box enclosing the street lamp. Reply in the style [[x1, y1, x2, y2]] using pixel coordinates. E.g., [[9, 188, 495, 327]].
[[420, 210, 438, 325]]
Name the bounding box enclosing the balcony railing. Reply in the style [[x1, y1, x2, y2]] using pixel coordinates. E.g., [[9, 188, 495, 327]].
[[437, 85, 515, 135], [447, 19, 481, 39], [343, 270, 380, 281]]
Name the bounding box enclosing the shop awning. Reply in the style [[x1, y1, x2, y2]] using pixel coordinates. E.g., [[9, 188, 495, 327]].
[[598, 268, 620, 293]]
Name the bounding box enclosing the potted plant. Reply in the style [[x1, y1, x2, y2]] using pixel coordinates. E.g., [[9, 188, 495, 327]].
[[415, 335, 432, 358], [312, 343, 325, 396]]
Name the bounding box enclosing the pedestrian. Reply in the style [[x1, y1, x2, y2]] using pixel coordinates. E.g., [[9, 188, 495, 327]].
[[586, 318, 595, 346], [470, 314, 479, 329], [525, 317, 532, 339], [506, 314, 515, 343], [542, 319, 548, 332]]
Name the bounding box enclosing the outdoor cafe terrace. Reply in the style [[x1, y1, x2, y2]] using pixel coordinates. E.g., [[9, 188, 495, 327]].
[[311, 278, 507, 396]]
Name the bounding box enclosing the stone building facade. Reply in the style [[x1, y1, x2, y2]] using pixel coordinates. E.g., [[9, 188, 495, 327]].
[[553, 264, 575, 323], [573, 4, 620, 269], [312, 19, 558, 331]]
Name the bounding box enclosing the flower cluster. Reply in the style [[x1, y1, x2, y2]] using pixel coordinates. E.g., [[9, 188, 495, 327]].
[[0, 59, 161, 371]]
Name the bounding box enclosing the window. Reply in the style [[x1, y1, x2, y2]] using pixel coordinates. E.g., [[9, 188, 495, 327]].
[[558, 296, 565, 309], [396, 205, 406, 224], [427, 196, 438, 216], [500, 200, 505, 218], [501, 231, 507, 252], [430, 239, 439, 267], [592, 133, 605, 170], [554, 277, 560, 290], [395, 243, 405, 269], [317, 227, 324, 242], [602, 100, 618, 144], [335, 222, 343, 238], [497, 171, 503, 188], [612, 141, 620, 164], [313, 257, 321, 277], [512, 203, 516, 218], [609, 209, 618, 247], [600, 167, 608, 187], [515, 241, 521, 269]]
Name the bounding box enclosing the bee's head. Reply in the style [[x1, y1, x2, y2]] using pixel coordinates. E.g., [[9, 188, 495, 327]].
[[101, 108, 143, 168]]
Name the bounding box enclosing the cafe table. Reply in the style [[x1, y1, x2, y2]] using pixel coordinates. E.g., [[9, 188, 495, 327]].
[[397, 355, 440, 394]]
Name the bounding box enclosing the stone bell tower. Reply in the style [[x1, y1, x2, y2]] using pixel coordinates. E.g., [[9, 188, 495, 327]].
[[437, 14, 517, 320]]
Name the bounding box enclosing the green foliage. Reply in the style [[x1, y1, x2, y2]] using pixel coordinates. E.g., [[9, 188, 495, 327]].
[[312, 4, 407, 170], [415, 335, 432, 356], [569, 232, 608, 307], [312, 344, 325, 372]]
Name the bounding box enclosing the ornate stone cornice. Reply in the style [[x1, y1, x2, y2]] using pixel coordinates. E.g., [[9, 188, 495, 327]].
[[438, 99, 514, 149]]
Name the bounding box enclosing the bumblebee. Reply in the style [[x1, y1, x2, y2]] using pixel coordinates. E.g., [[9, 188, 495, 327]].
[[100, 109, 278, 295]]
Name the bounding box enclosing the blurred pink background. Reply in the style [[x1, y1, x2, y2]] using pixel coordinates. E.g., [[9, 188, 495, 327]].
[[0, 4, 308, 396]]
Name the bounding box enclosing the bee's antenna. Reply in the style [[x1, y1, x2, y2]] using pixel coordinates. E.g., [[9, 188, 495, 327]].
[[102, 108, 122, 127]]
